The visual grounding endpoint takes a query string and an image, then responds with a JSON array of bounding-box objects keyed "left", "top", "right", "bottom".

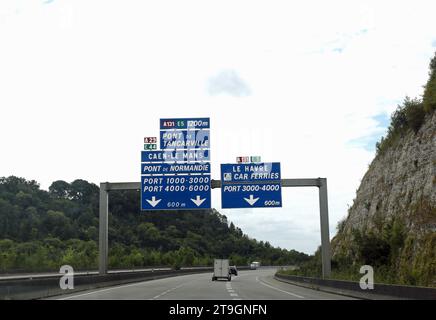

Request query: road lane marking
[
  {"left": 256, "top": 276, "right": 304, "bottom": 299},
  {"left": 57, "top": 281, "right": 152, "bottom": 300},
  {"left": 151, "top": 283, "right": 185, "bottom": 300},
  {"left": 58, "top": 275, "right": 196, "bottom": 300},
  {"left": 226, "top": 282, "right": 238, "bottom": 299}
]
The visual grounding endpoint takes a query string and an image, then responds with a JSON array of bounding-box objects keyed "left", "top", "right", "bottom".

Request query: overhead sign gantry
[{"left": 98, "top": 116, "right": 331, "bottom": 279}]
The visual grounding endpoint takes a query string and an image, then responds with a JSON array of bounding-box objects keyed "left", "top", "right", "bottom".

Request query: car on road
[{"left": 229, "top": 266, "right": 238, "bottom": 276}]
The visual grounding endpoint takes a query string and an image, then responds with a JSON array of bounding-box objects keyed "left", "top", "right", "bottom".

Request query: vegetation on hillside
[
  {"left": 0, "top": 176, "right": 310, "bottom": 273},
  {"left": 282, "top": 211, "right": 435, "bottom": 287},
  {"left": 375, "top": 52, "right": 436, "bottom": 157},
  {"left": 280, "top": 52, "right": 436, "bottom": 287}
]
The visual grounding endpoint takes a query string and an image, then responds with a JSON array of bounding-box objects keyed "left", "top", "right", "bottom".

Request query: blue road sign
[
  {"left": 141, "top": 150, "right": 210, "bottom": 163},
  {"left": 220, "top": 163, "right": 282, "bottom": 209},
  {"left": 160, "top": 129, "right": 210, "bottom": 150},
  {"left": 221, "top": 163, "right": 281, "bottom": 182},
  {"left": 221, "top": 182, "right": 282, "bottom": 209},
  {"left": 141, "top": 175, "right": 211, "bottom": 210},
  {"left": 141, "top": 117, "right": 211, "bottom": 211},
  {"left": 160, "top": 118, "right": 210, "bottom": 130},
  {"left": 141, "top": 162, "right": 211, "bottom": 175}
]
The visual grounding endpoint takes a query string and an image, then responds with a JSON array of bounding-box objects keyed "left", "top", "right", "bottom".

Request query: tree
[
  {"left": 137, "top": 222, "right": 161, "bottom": 246},
  {"left": 423, "top": 52, "right": 436, "bottom": 112},
  {"left": 49, "top": 180, "right": 71, "bottom": 199},
  {"left": 403, "top": 97, "right": 426, "bottom": 133},
  {"left": 43, "top": 210, "right": 75, "bottom": 240},
  {"left": 70, "top": 179, "right": 99, "bottom": 204}
]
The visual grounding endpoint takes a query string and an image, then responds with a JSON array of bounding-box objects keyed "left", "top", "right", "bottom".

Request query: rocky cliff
[{"left": 332, "top": 110, "right": 435, "bottom": 286}]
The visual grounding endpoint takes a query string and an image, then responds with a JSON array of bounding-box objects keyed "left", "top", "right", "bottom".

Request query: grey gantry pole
[
  {"left": 99, "top": 182, "right": 109, "bottom": 275},
  {"left": 318, "top": 178, "right": 331, "bottom": 278},
  {"left": 99, "top": 182, "right": 141, "bottom": 275},
  {"left": 280, "top": 178, "right": 331, "bottom": 278}
]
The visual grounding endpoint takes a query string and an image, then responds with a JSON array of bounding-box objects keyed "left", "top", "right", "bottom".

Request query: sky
[{"left": 1, "top": 0, "right": 435, "bottom": 254}]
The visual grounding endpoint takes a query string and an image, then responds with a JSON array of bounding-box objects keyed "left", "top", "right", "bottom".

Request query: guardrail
[
  {"left": 274, "top": 273, "right": 436, "bottom": 300},
  {"left": 0, "top": 266, "right": 252, "bottom": 300}
]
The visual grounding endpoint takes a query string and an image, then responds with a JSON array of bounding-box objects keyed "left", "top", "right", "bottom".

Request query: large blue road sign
[
  {"left": 141, "top": 175, "right": 211, "bottom": 210},
  {"left": 220, "top": 163, "right": 282, "bottom": 209},
  {"left": 141, "top": 150, "right": 210, "bottom": 162},
  {"left": 141, "top": 162, "right": 211, "bottom": 175},
  {"left": 221, "top": 183, "right": 282, "bottom": 209},
  {"left": 160, "top": 129, "right": 210, "bottom": 150},
  {"left": 160, "top": 118, "right": 210, "bottom": 130},
  {"left": 141, "top": 117, "right": 211, "bottom": 211}
]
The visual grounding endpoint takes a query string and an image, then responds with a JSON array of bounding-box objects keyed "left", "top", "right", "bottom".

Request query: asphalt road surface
[{"left": 50, "top": 268, "right": 355, "bottom": 300}]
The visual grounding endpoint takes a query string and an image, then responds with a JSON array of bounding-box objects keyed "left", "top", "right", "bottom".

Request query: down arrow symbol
[
  {"left": 244, "top": 195, "right": 259, "bottom": 206},
  {"left": 191, "top": 195, "right": 206, "bottom": 207},
  {"left": 146, "top": 196, "right": 161, "bottom": 208}
]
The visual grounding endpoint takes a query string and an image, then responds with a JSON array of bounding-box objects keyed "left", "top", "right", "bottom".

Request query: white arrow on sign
[
  {"left": 191, "top": 195, "right": 206, "bottom": 207},
  {"left": 146, "top": 196, "right": 162, "bottom": 207},
  {"left": 244, "top": 195, "right": 259, "bottom": 206}
]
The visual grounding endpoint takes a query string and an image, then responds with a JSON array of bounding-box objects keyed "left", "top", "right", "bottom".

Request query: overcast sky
[{"left": 1, "top": 0, "right": 435, "bottom": 254}]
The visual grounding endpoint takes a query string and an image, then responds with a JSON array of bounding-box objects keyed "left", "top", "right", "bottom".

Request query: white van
[{"left": 212, "top": 259, "right": 231, "bottom": 281}]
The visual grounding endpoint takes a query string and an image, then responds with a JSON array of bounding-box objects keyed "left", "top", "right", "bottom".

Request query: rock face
[{"left": 332, "top": 111, "right": 435, "bottom": 285}]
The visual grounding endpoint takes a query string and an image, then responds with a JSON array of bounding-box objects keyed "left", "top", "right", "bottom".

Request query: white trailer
[{"left": 212, "top": 259, "right": 231, "bottom": 281}]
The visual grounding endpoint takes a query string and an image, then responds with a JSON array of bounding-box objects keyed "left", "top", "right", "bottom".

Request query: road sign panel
[
  {"left": 141, "top": 117, "right": 211, "bottom": 211},
  {"left": 141, "top": 162, "right": 211, "bottom": 175},
  {"left": 160, "top": 118, "right": 210, "bottom": 130},
  {"left": 141, "top": 175, "right": 211, "bottom": 210},
  {"left": 236, "top": 157, "right": 250, "bottom": 163},
  {"left": 221, "top": 163, "right": 281, "bottom": 182},
  {"left": 144, "top": 137, "right": 157, "bottom": 143},
  {"left": 141, "top": 150, "right": 210, "bottom": 163},
  {"left": 221, "top": 162, "right": 282, "bottom": 209},
  {"left": 221, "top": 182, "right": 282, "bottom": 208},
  {"left": 144, "top": 144, "right": 157, "bottom": 150},
  {"left": 160, "top": 129, "right": 210, "bottom": 150},
  {"left": 250, "top": 156, "right": 261, "bottom": 163}
]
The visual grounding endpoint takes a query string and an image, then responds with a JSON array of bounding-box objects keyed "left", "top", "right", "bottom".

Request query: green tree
[
  {"left": 49, "top": 180, "right": 71, "bottom": 199},
  {"left": 423, "top": 52, "right": 436, "bottom": 112}
]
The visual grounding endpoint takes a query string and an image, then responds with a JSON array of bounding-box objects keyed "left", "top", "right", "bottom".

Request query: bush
[
  {"left": 423, "top": 53, "right": 436, "bottom": 112},
  {"left": 375, "top": 52, "right": 436, "bottom": 157},
  {"left": 403, "top": 97, "right": 426, "bottom": 133}
]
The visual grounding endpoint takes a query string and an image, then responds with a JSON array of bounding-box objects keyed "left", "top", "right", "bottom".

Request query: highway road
[{"left": 50, "top": 268, "right": 355, "bottom": 300}]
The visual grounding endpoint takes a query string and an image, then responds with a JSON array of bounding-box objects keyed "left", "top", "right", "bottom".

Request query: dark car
[{"left": 229, "top": 266, "right": 238, "bottom": 276}]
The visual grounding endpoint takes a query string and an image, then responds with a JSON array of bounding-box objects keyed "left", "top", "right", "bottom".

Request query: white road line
[
  {"left": 228, "top": 289, "right": 235, "bottom": 293},
  {"left": 58, "top": 277, "right": 191, "bottom": 300},
  {"left": 151, "top": 283, "right": 185, "bottom": 300},
  {"left": 57, "top": 281, "right": 151, "bottom": 300},
  {"left": 230, "top": 293, "right": 238, "bottom": 297},
  {"left": 256, "top": 276, "right": 304, "bottom": 299}
]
